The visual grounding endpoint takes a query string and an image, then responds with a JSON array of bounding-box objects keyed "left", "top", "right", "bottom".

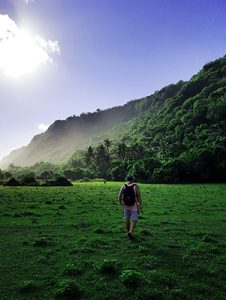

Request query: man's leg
[
  {"left": 129, "top": 220, "right": 137, "bottom": 234},
  {"left": 125, "top": 220, "right": 130, "bottom": 233},
  {"left": 124, "top": 210, "right": 130, "bottom": 233},
  {"left": 128, "top": 210, "right": 138, "bottom": 237}
]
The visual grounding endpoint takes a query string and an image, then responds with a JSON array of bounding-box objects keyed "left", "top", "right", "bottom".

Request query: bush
[
  {"left": 4, "top": 177, "right": 21, "bottom": 186},
  {"left": 19, "top": 173, "right": 38, "bottom": 186},
  {"left": 42, "top": 177, "right": 73, "bottom": 186}
]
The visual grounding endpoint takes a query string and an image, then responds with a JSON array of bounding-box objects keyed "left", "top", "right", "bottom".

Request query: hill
[
  {"left": 1, "top": 55, "right": 226, "bottom": 181},
  {"left": 0, "top": 102, "right": 138, "bottom": 168}
]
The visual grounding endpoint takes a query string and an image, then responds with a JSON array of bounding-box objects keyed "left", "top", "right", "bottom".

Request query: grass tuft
[
  {"left": 120, "top": 269, "right": 144, "bottom": 287},
  {"left": 33, "top": 237, "right": 49, "bottom": 247},
  {"left": 19, "top": 280, "right": 37, "bottom": 293},
  {"left": 95, "top": 259, "right": 120, "bottom": 275},
  {"left": 62, "top": 263, "right": 82, "bottom": 276},
  {"left": 55, "top": 279, "right": 83, "bottom": 299}
]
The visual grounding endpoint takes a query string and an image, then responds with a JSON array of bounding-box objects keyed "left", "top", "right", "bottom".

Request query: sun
[
  {"left": 0, "top": 30, "right": 49, "bottom": 78},
  {"left": 0, "top": 14, "right": 60, "bottom": 79}
]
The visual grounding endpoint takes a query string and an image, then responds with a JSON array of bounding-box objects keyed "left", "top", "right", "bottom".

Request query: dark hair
[{"left": 127, "top": 175, "right": 134, "bottom": 182}]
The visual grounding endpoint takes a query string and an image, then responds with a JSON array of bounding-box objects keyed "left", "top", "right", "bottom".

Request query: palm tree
[
  {"left": 117, "top": 142, "right": 127, "bottom": 160},
  {"left": 85, "top": 146, "right": 94, "bottom": 166}
]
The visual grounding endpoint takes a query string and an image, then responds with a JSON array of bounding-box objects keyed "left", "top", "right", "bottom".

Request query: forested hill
[
  {"left": 0, "top": 76, "right": 183, "bottom": 169},
  {"left": 0, "top": 99, "right": 139, "bottom": 168},
  {"left": 1, "top": 55, "right": 226, "bottom": 182}
]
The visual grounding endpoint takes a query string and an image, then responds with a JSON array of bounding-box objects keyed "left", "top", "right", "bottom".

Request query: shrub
[
  {"left": 42, "top": 177, "right": 73, "bottom": 186},
  {"left": 4, "top": 177, "right": 21, "bottom": 186},
  {"left": 54, "top": 177, "right": 73, "bottom": 186},
  {"left": 21, "top": 176, "right": 38, "bottom": 186}
]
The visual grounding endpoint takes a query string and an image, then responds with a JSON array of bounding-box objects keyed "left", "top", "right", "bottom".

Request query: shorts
[{"left": 124, "top": 209, "right": 138, "bottom": 221}]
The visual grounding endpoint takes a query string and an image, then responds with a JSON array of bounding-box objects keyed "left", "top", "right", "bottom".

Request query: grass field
[{"left": 0, "top": 182, "right": 226, "bottom": 299}]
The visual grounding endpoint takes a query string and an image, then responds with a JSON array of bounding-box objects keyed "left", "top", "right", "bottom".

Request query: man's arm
[
  {"left": 135, "top": 185, "right": 142, "bottom": 211},
  {"left": 118, "top": 185, "right": 124, "bottom": 205}
]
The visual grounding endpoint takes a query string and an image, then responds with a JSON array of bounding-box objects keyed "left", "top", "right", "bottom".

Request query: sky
[{"left": 0, "top": 0, "right": 226, "bottom": 161}]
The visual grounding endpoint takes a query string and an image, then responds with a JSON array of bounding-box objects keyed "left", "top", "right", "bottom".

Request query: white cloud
[
  {"left": 38, "top": 123, "right": 49, "bottom": 132},
  {"left": 0, "top": 14, "right": 60, "bottom": 78},
  {"left": 24, "top": 0, "right": 35, "bottom": 4}
]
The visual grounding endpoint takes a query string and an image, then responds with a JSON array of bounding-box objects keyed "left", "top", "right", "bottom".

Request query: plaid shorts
[{"left": 124, "top": 209, "right": 138, "bottom": 221}]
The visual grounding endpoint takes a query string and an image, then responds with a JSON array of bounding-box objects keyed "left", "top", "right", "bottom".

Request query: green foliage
[
  {"left": 43, "top": 177, "right": 73, "bottom": 186},
  {"left": 20, "top": 173, "right": 38, "bottom": 186},
  {"left": 4, "top": 177, "right": 21, "bottom": 186},
  {"left": 60, "top": 56, "right": 226, "bottom": 183}
]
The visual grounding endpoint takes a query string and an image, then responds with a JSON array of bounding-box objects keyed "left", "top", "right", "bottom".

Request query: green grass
[{"left": 0, "top": 182, "right": 226, "bottom": 299}]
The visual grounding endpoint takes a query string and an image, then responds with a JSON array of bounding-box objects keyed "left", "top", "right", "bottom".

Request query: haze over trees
[{"left": 1, "top": 55, "right": 226, "bottom": 183}]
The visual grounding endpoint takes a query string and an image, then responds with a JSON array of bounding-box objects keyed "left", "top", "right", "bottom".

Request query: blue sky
[{"left": 0, "top": 0, "right": 226, "bottom": 161}]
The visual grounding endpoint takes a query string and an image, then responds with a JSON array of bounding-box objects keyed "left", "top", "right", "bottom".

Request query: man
[{"left": 118, "top": 176, "right": 142, "bottom": 239}]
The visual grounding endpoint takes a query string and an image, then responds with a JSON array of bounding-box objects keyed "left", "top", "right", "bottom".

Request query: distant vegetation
[
  {"left": 1, "top": 55, "right": 226, "bottom": 183},
  {"left": 0, "top": 164, "right": 72, "bottom": 186}
]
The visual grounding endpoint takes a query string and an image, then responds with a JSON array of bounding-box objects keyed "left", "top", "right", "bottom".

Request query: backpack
[{"left": 123, "top": 184, "right": 136, "bottom": 206}]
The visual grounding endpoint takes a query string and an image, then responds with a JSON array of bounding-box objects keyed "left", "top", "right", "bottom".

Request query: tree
[
  {"left": 39, "top": 170, "right": 54, "bottom": 180},
  {"left": 0, "top": 169, "right": 4, "bottom": 180},
  {"left": 84, "top": 146, "right": 94, "bottom": 166},
  {"left": 4, "top": 172, "right": 12, "bottom": 179},
  {"left": 117, "top": 142, "right": 127, "bottom": 160},
  {"left": 104, "top": 139, "right": 112, "bottom": 152}
]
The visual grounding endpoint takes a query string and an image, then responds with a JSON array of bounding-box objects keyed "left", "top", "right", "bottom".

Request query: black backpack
[{"left": 123, "top": 184, "right": 136, "bottom": 206}]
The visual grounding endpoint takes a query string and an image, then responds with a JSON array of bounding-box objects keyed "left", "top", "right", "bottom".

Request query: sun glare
[
  {"left": 0, "top": 14, "right": 60, "bottom": 79},
  {"left": 0, "top": 30, "right": 48, "bottom": 78}
]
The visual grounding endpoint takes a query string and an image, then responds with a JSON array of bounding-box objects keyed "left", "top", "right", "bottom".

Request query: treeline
[
  {"left": 5, "top": 136, "right": 223, "bottom": 183},
  {"left": 0, "top": 162, "right": 72, "bottom": 186},
  {"left": 61, "top": 137, "right": 226, "bottom": 183}
]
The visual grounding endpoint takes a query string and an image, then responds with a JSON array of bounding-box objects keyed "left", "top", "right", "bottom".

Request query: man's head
[{"left": 127, "top": 175, "right": 134, "bottom": 183}]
